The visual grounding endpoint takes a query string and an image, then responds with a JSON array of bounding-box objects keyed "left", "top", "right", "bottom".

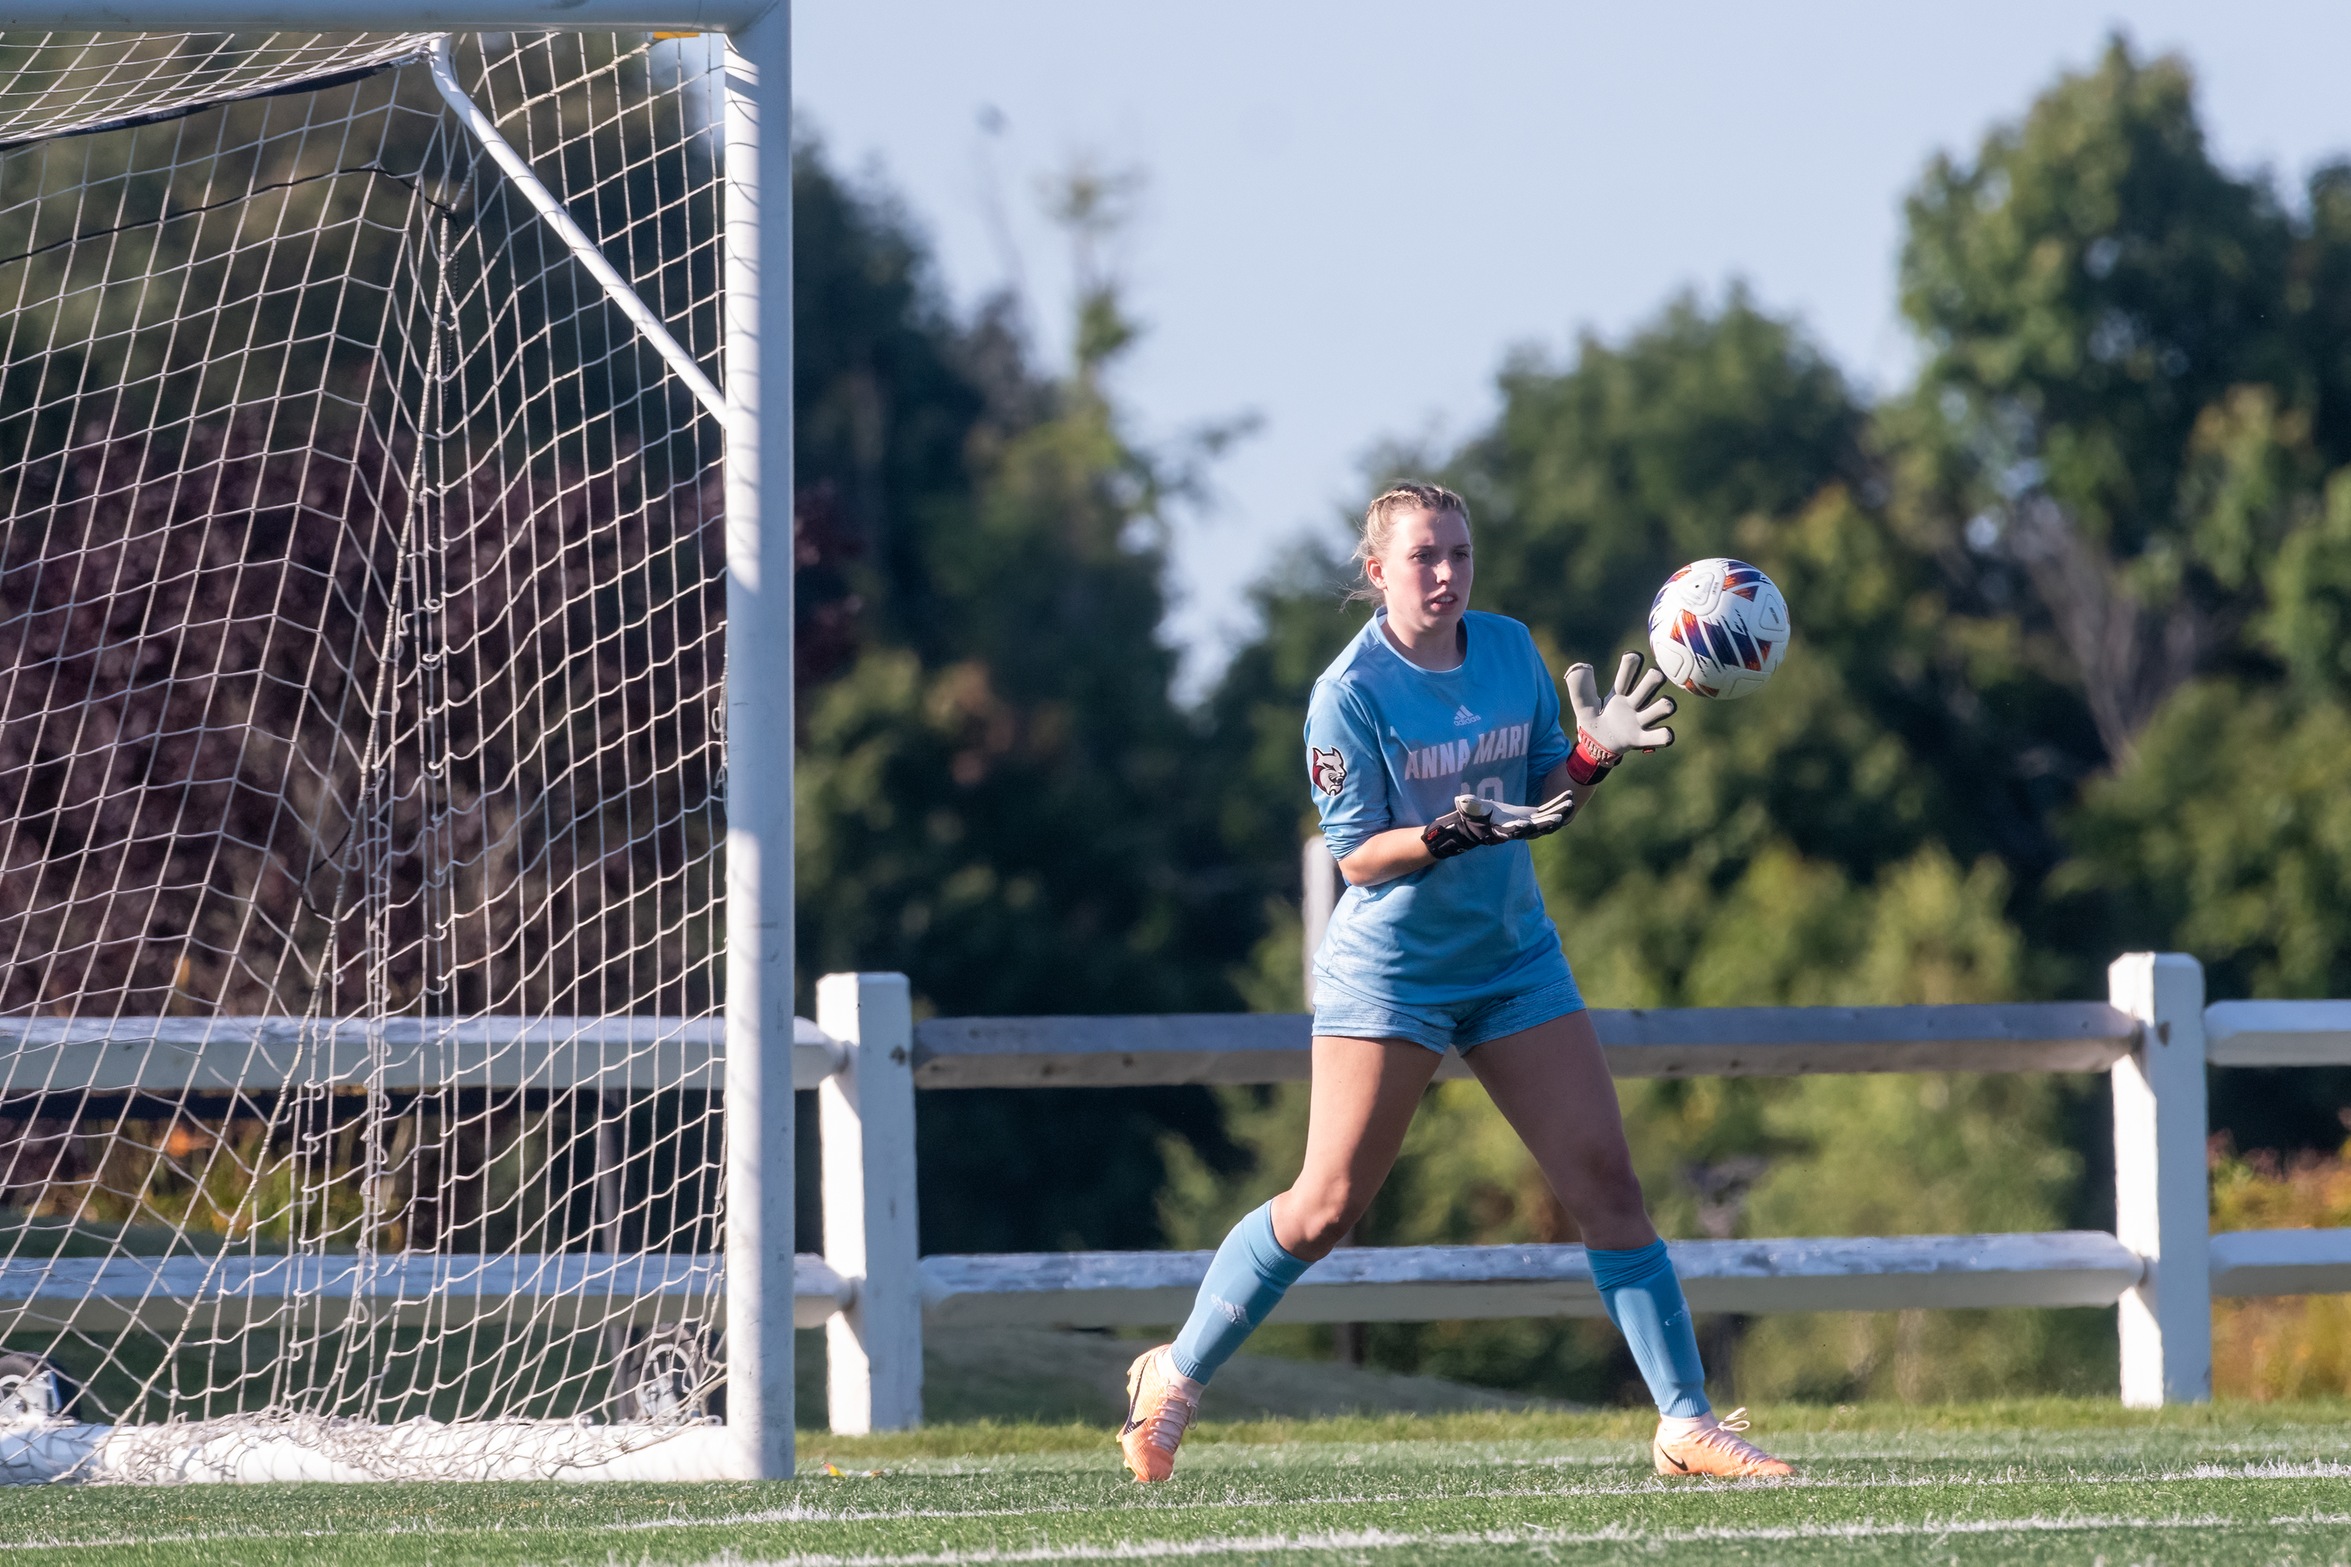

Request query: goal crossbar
[{"left": 0, "top": 4, "right": 769, "bottom": 27}]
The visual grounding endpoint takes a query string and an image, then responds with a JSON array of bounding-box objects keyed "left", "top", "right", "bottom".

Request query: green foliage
[
  {"left": 788, "top": 32, "right": 2351, "bottom": 1396},
  {"left": 1531, "top": 484, "right": 2072, "bottom": 1005},
  {"left": 1192, "top": 542, "right": 1377, "bottom": 998},
  {"left": 789, "top": 149, "right": 1249, "bottom": 1252},
  {"left": 1452, "top": 289, "right": 1863, "bottom": 664},
  {"left": 1172, "top": 35, "right": 2351, "bottom": 1404},
  {"left": 1902, "top": 38, "right": 2293, "bottom": 549},
  {"left": 1731, "top": 1069, "right": 2107, "bottom": 1403},
  {"left": 1173, "top": 282, "right": 2116, "bottom": 1395},
  {"left": 2062, "top": 682, "right": 2351, "bottom": 1001},
  {"left": 1893, "top": 35, "right": 2351, "bottom": 760},
  {"left": 2260, "top": 469, "right": 2351, "bottom": 698}
]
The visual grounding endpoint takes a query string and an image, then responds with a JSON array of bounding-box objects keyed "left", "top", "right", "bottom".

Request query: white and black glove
[
  {"left": 1562, "top": 650, "right": 1676, "bottom": 786},
  {"left": 1422, "top": 789, "right": 1578, "bottom": 860}
]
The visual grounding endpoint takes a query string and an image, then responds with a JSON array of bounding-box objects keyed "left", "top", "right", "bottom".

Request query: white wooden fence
[
  {"left": 813, "top": 952, "right": 2351, "bottom": 1431},
  {"left": 9, "top": 952, "right": 2351, "bottom": 1435}
]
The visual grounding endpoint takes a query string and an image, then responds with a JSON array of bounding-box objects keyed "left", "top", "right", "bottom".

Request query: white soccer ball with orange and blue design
[{"left": 1647, "top": 558, "right": 1789, "bottom": 700}]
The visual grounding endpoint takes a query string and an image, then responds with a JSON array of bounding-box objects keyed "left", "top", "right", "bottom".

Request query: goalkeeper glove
[
  {"left": 1422, "top": 789, "right": 1577, "bottom": 860},
  {"left": 1563, "top": 650, "right": 1676, "bottom": 786}
]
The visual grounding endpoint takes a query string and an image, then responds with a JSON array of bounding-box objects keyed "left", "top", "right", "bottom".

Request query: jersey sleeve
[
  {"left": 1304, "top": 680, "right": 1390, "bottom": 861},
  {"left": 1525, "top": 625, "right": 1571, "bottom": 783}
]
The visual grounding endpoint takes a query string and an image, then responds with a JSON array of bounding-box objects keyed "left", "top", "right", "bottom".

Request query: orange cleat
[
  {"left": 1118, "top": 1345, "right": 1202, "bottom": 1483},
  {"left": 1652, "top": 1408, "right": 1794, "bottom": 1478}
]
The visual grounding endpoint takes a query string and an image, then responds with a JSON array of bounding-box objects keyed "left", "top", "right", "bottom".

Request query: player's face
[{"left": 1370, "top": 506, "right": 1473, "bottom": 637}]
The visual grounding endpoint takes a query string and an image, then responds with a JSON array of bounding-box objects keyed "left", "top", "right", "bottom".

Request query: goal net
[{"left": 0, "top": 30, "right": 739, "bottom": 1480}]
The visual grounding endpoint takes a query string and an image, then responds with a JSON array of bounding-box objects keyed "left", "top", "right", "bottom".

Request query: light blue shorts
[{"left": 1310, "top": 961, "right": 1586, "bottom": 1054}]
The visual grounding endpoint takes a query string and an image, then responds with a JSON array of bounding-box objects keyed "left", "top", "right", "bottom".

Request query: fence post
[
  {"left": 815, "top": 972, "right": 922, "bottom": 1432},
  {"left": 2108, "top": 951, "right": 2211, "bottom": 1407}
]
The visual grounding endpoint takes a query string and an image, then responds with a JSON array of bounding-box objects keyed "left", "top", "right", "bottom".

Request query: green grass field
[{"left": 6, "top": 1401, "right": 2351, "bottom": 1564}]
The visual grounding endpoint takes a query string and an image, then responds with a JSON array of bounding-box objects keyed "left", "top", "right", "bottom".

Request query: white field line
[
  {"left": 541, "top": 1462, "right": 2351, "bottom": 1534},
  {"left": 701, "top": 1513, "right": 2351, "bottom": 1567},
  {"left": 887, "top": 1434, "right": 2351, "bottom": 1479},
  {"left": 4, "top": 1466, "right": 2351, "bottom": 1553}
]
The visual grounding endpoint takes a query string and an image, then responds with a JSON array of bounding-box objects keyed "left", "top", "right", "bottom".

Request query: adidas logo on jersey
[{"left": 1451, "top": 705, "right": 1481, "bottom": 727}]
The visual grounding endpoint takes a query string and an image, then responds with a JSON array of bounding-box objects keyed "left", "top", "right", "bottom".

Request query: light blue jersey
[{"left": 1305, "top": 609, "right": 1573, "bottom": 1008}]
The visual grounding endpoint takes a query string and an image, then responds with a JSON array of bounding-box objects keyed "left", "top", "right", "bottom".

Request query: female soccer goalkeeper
[{"left": 1119, "top": 482, "right": 1792, "bottom": 1483}]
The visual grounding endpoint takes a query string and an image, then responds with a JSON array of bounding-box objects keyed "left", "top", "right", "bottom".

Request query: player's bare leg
[
  {"left": 1270, "top": 1035, "right": 1442, "bottom": 1260},
  {"left": 1470, "top": 1009, "right": 1792, "bottom": 1478},
  {"left": 1124, "top": 1036, "right": 1435, "bottom": 1482},
  {"left": 1463, "top": 1008, "right": 1652, "bottom": 1248}
]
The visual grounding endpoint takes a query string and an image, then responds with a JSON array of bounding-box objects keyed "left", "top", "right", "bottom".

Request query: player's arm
[
  {"left": 1332, "top": 652, "right": 1678, "bottom": 887},
  {"left": 1335, "top": 779, "right": 1570, "bottom": 883},
  {"left": 1342, "top": 782, "right": 1580, "bottom": 884},
  {"left": 1312, "top": 686, "right": 1431, "bottom": 886},
  {"left": 1344, "top": 650, "right": 1677, "bottom": 886},
  {"left": 1340, "top": 778, "right": 1581, "bottom": 885},
  {"left": 1336, "top": 825, "right": 1439, "bottom": 885}
]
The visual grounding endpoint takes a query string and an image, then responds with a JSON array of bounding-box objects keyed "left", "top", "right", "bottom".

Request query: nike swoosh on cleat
[{"left": 1658, "top": 1447, "right": 1692, "bottom": 1473}]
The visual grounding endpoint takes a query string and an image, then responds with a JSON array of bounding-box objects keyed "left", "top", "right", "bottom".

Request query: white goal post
[{"left": 0, "top": 3, "right": 800, "bottom": 1481}]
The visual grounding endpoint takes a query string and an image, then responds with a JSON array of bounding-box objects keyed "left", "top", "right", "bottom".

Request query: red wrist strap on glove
[{"left": 1565, "top": 730, "right": 1618, "bottom": 787}]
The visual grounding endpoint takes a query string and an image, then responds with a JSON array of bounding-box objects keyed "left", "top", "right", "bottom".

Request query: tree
[
  {"left": 1453, "top": 288, "right": 1864, "bottom": 664},
  {"left": 790, "top": 151, "right": 1250, "bottom": 1252},
  {"left": 1175, "top": 283, "right": 2116, "bottom": 1398},
  {"left": 1173, "top": 35, "right": 2351, "bottom": 1401},
  {"left": 1895, "top": 37, "right": 2351, "bottom": 763}
]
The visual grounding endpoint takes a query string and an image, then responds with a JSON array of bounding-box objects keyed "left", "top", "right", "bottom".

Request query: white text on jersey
[{"left": 1402, "top": 722, "right": 1530, "bottom": 780}]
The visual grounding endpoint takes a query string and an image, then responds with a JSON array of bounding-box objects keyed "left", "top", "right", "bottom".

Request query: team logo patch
[{"left": 1309, "top": 745, "right": 1348, "bottom": 796}]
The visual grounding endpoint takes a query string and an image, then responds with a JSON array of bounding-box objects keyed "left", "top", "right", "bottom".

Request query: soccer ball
[{"left": 1647, "top": 558, "right": 1790, "bottom": 700}]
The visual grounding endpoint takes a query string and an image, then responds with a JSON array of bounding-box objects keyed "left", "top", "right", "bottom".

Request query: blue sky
[{"left": 794, "top": 2, "right": 2351, "bottom": 689}]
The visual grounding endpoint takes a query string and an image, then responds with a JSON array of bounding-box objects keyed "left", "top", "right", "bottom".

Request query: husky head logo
[{"left": 1309, "top": 745, "right": 1348, "bottom": 797}]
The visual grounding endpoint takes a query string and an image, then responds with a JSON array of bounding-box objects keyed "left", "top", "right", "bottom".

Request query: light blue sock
[
  {"left": 1589, "top": 1239, "right": 1711, "bottom": 1419},
  {"left": 1169, "top": 1202, "right": 1311, "bottom": 1383}
]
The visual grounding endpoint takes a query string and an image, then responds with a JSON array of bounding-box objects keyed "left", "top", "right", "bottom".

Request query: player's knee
[
  {"left": 1572, "top": 1149, "right": 1647, "bottom": 1224},
  {"left": 1279, "top": 1182, "right": 1364, "bottom": 1261}
]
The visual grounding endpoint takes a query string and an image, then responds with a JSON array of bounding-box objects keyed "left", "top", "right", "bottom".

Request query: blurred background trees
[
  {"left": 790, "top": 35, "right": 2351, "bottom": 1401},
  {"left": 9, "top": 28, "right": 2343, "bottom": 1405},
  {"left": 787, "top": 146, "right": 1258, "bottom": 1253},
  {"left": 8, "top": 28, "right": 2314, "bottom": 1407}
]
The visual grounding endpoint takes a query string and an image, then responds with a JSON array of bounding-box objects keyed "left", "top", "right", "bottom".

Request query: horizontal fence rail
[
  {"left": 17, "top": 1002, "right": 2132, "bottom": 1098},
  {"left": 0, "top": 1253, "right": 848, "bottom": 1334},
  {"left": 19, "top": 959, "right": 2351, "bottom": 1442},
  {"left": 0, "top": 1016, "right": 845, "bottom": 1096},
  {"left": 841, "top": 957, "right": 2351, "bottom": 1429},
  {"left": 2208, "top": 1229, "right": 2351, "bottom": 1297},
  {"left": 919, "top": 1232, "right": 2145, "bottom": 1328},
  {"left": 910, "top": 1001, "right": 2140, "bottom": 1088},
  {"left": 2203, "top": 1001, "right": 2351, "bottom": 1066}
]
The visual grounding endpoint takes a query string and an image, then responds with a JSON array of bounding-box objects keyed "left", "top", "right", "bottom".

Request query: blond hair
[{"left": 1348, "top": 481, "right": 1469, "bottom": 603}]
